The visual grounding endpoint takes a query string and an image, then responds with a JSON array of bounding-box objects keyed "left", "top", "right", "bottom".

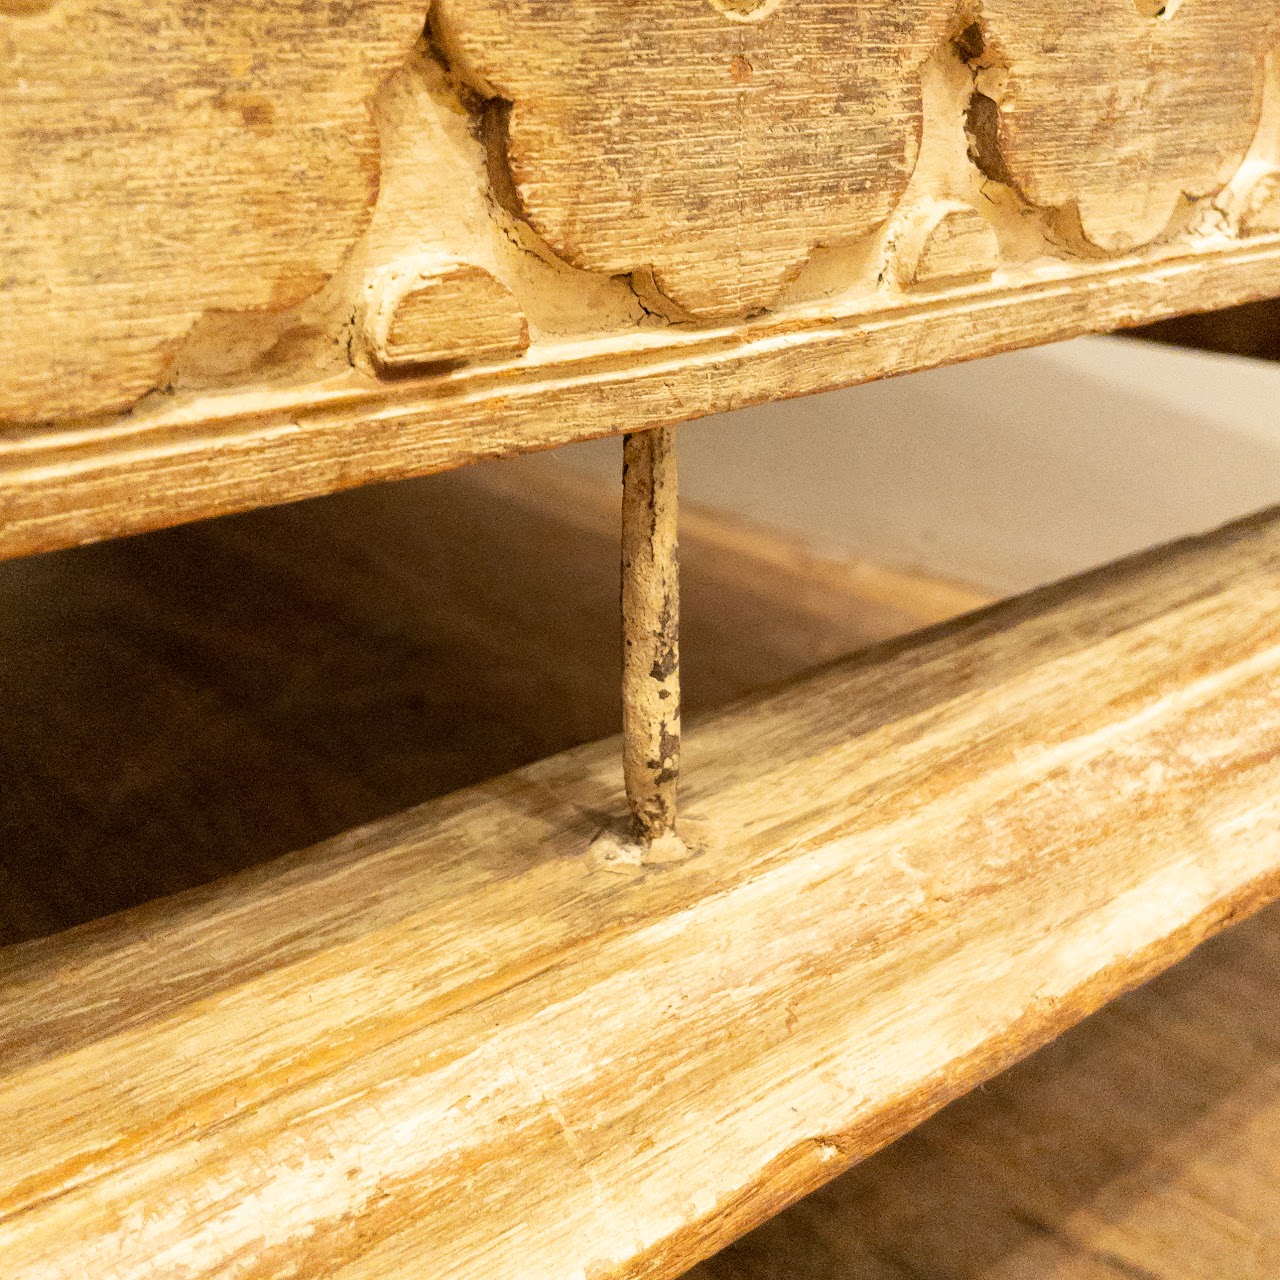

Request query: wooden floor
[{"left": 4, "top": 461, "right": 1277, "bottom": 1277}]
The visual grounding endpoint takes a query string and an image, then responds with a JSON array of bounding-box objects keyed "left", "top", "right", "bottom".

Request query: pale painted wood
[
  {"left": 621, "top": 426, "right": 682, "bottom": 844},
  {"left": 2, "top": 508, "right": 1279, "bottom": 1278},
  {"left": 7, "top": 237, "right": 1280, "bottom": 562},
  {"left": 360, "top": 255, "right": 530, "bottom": 372},
  {"left": 4, "top": 1, "right": 1280, "bottom": 551},
  {"left": 555, "top": 337, "right": 1280, "bottom": 599},
  {"left": 897, "top": 201, "right": 1002, "bottom": 288},
  {"left": 977, "top": 1, "right": 1278, "bottom": 251},
  {"left": 434, "top": 0, "right": 956, "bottom": 317},
  {"left": 1242, "top": 171, "right": 1280, "bottom": 234},
  {"left": 690, "top": 902, "right": 1280, "bottom": 1279},
  {"left": 0, "top": 0, "right": 425, "bottom": 422}
]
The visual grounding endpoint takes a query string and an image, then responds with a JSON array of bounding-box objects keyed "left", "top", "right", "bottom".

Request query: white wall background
[{"left": 557, "top": 336, "right": 1280, "bottom": 594}]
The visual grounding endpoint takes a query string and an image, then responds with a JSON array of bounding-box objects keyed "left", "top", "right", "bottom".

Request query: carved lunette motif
[
  {"left": 2, "top": 0, "right": 1280, "bottom": 428},
  {"left": 433, "top": 0, "right": 959, "bottom": 318},
  {"left": 437, "top": 0, "right": 1280, "bottom": 307},
  {"left": 0, "top": 0, "right": 427, "bottom": 423},
  {"left": 975, "top": 0, "right": 1280, "bottom": 252}
]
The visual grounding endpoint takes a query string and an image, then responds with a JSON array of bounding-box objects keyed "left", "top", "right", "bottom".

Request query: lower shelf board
[
  {"left": 692, "top": 897, "right": 1280, "bottom": 1280},
  {"left": 1, "top": 500, "right": 1277, "bottom": 1279}
]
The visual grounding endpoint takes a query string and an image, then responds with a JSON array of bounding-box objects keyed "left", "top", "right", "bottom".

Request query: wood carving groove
[
  {"left": 973, "top": 1, "right": 1280, "bottom": 252},
  {"left": 432, "top": 0, "right": 958, "bottom": 318},
  {"left": 8, "top": 232, "right": 1280, "bottom": 562},
  {"left": 893, "top": 199, "right": 1001, "bottom": 288},
  {"left": 360, "top": 254, "right": 530, "bottom": 372},
  {"left": 0, "top": 0, "right": 426, "bottom": 424},
  {"left": 1242, "top": 172, "right": 1280, "bottom": 234},
  {"left": 4, "top": 1, "right": 1280, "bottom": 543}
]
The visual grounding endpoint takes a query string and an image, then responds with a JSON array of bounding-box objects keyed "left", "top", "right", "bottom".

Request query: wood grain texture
[
  {"left": 895, "top": 200, "right": 1000, "bottom": 288},
  {"left": 976, "top": 1, "right": 1279, "bottom": 251},
  {"left": 434, "top": 0, "right": 956, "bottom": 318},
  {"left": 0, "top": 0, "right": 425, "bottom": 422},
  {"left": 690, "top": 899, "right": 1280, "bottom": 1280},
  {"left": 8, "top": 233, "right": 1280, "bottom": 562},
  {"left": 2, "top": 508, "right": 1279, "bottom": 1278},
  {"left": 5, "top": 0, "right": 1280, "bottom": 542},
  {"left": 0, "top": 456, "right": 978, "bottom": 945},
  {"left": 360, "top": 255, "right": 530, "bottom": 372}
]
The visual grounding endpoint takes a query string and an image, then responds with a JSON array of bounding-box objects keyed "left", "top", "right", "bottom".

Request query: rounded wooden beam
[
  {"left": 4, "top": 510, "right": 1280, "bottom": 1280},
  {"left": 621, "top": 425, "right": 680, "bottom": 843}
]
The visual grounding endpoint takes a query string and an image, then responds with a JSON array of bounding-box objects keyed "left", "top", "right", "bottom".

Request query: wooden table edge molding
[
  {"left": 4, "top": 235, "right": 1280, "bottom": 561},
  {"left": 2, "top": 509, "right": 1280, "bottom": 1279}
]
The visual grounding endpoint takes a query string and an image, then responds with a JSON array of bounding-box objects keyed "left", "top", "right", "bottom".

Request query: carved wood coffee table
[{"left": 3, "top": 2, "right": 1279, "bottom": 1276}]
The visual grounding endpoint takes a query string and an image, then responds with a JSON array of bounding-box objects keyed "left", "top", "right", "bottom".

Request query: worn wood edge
[
  {"left": 1, "top": 510, "right": 1279, "bottom": 1278},
  {"left": 4, "top": 234, "right": 1280, "bottom": 560},
  {"left": 648, "top": 865, "right": 1280, "bottom": 1280}
]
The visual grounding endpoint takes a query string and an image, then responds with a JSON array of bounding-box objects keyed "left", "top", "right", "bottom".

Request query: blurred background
[{"left": 560, "top": 327, "right": 1280, "bottom": 594}]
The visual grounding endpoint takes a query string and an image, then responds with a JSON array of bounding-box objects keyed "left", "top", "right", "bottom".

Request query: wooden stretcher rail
[
  {"left": 690, "top": 899, "right": 1280, "bottom": 1277},
  {"left": 5, "top": 237, "right": 1280, "bottom": 561},
  {"left": 2, "top": 508, "right": 1280, "bottom": 1279}
]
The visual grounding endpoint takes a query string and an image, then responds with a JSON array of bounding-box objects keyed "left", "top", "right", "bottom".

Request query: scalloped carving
[
  {"left": 433, "top": 0, "right": 958, "bottom": 319},
  {"left": 0, "top": 0, "right": 426, "bottom": 423},
  {"left": 895, "top": 200, "right": 1001, "bottom": 288},
  {"left": 360, "top": 255, "right": 530, "bottom": 372},
  {"left": 976, "top": 1, "right": 1280, "bottom": 252}
]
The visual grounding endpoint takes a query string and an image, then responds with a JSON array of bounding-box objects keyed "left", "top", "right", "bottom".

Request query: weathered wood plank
[
  {"left": 0, "top": 0, "right": 426, "bottom": 422},
  {"left": 2, "top": 508, "right": 1279, "bottom": 1279},
  {"left": 689, "top": 901, "right": 1280, "bottom": 1279},
  {"left": 7, "top": 234, "right": 1280, "bottom": 561},
  {"left": 5, "top": 1, "right": 1280, "bottom": 552},
  {"left": 1, "top": 456, "right": 974, "bottom": 944}
]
